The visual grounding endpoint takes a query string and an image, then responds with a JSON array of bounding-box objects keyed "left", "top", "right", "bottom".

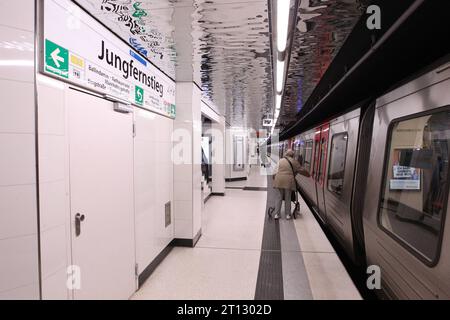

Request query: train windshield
[{"left": 379, "top": 110, "right": 450, "bottom": 264}]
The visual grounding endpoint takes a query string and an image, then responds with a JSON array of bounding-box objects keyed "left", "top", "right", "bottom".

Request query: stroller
[{"left": 268, "top": 157, "right": 301, "bottom": 219}]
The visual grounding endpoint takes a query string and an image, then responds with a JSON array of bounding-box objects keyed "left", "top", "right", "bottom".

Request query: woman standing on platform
[{"left": 272, "top": 149, "right": 308, "bottom": 220}]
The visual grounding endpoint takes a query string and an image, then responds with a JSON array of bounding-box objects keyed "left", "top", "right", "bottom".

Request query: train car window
[
  {"left": 297, "top": 149, "right": 304, "bottom": 166},
  {"left": 328, "top": 133, "right": 348, "bottom": 196},
  {"left": 304, "top": 140, "right": 313, "bottom": 172},
  {"left": 379, "top": 109, "right": 450, "bottom": 265},
  {"left": 293, "top": 140, "right": 302, "bottom": 164}
]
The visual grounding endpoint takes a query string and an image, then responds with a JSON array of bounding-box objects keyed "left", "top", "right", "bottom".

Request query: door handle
[{"left": 75, "top": 213, "right": 86, "bottom": 237}]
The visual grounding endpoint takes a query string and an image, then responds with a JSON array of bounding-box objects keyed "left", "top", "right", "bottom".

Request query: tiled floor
[
  {"left": 132, "top": 246, "right": 261, "bottom": 300},
  {"left": 132, "top": 167, "right": 361, "bottom": 300},
  {"left": 245, "top": 165, "right": 268, "bottom": 189},
  {"left": 225, "top": 165, "right": 268, "bottom": 189},
  {"left": 198, "top": 189, "right": 266, "bottom": 251},
  {"left": 225, "top": 179, "right": 247, "bottom": 189},
  {"left": 132, "top": 188, "right": 266, "bottom": 300}
]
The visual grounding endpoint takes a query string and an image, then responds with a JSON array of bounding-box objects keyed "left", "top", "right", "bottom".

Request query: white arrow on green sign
[{"left": 45, "top": 39, "right": 69, "bottom": 79}]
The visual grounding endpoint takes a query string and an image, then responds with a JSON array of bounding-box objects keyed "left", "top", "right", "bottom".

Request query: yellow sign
[{"left": 70, "top": 54, "right": 84, "bottom": 68}]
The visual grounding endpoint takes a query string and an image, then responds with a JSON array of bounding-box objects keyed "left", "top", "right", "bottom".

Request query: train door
[
  {"left": 68, "top": 89, "right": 136, "bottom": 299},
  {"left": 313, "top": 124, "right": 329, "bottom": 222},
  {"left": 312, "top": 127, "right": 321, "bottom": 215}
]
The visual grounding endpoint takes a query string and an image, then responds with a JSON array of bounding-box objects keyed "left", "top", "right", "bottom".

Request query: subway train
[{"left": 271, "top": 59, "right": 450, "bottom": 299}]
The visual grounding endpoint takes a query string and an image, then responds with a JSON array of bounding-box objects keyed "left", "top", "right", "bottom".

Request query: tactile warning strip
[
  {"left": 254, "top": 176, "right": 284, "bottom": 300},
  {"left": 254, "top": 218, "right": 284, "bottom": 299}
]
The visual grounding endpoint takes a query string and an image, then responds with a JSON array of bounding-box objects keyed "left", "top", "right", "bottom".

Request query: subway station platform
[
  {"left": 132, "top": 166, "right": 361, "bottom": 300},
  {"left": 3, "top": 0, "right": 448, "bottom": 302}
]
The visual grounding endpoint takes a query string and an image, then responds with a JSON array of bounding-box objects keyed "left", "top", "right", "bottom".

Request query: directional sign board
[
  {"left": 41, "top": 0, "right": 176, "bottom": 119},
  {"left": 45, "top": 40, "right": 69, "bottom": 78},
  {"left": 135, "top": 86, "right": 144, "bottom": 105}
]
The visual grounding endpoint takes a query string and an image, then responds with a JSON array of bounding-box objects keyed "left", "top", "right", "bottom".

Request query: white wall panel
[
  {"left": 40, "top": 226, "right": 67, "bottom": 279},
  {"left": 176, "top": 82, "right": 195, "bottom": 104},
  {"left": 192, "top": 86, "right": 202, "bottom": 237},
  {"left": 0, "top": 283, "right": 39, "bottom": 300},
  {"left": 173, "top": 83, "right": 193, "bottom": 239},
  {"left": 174, "top": 164, "right": 193, "bottom": 183},
  {"left": 39, "top": 181, "right": 67, "bottom": 231},
  {"left": 38, "top": 135, "right": 66, "bottom": 183},
  {"left": 0, "top": 235, "right": 39, "bottom": 294},
  {"left": 0, "top": 1, "right": 39, "bottom": 299},
  {"left": 134, "top": 109, "right": 174, "bottom": 274},
  {"left": 174, "top": 218, "right": 193, "bottom": 239},
  {"left": 0, "top": 0, "right": 35, "bottom": 32},
  {"left": 41, "top": 268, "right": 69, "bottom": 300},
  {"left": 174, "top": 181, "right": 193, "bottom": 201},
  {"left": 0, "top": 80, "right": 35, "bottom": 134},
  {"left": 135, "top": 134, "right": 158, "bottom": 268},
  {"left": 174, "top": 200, "right": 192, "bottom": 222},
  {"left": 36, "top": 79, "right": 71, "bottom": 300},
  {"left": 211, "top": 116, "right": 226, "bottom": 194},
  {"left": 173, "top": 82, "right": 203, "bottom": 239},
  {"left": 0, "top": 26, "right": 34, "bottom": 83},
  {"left": 175, "top": 104, "right": 195, "bottom": 124},
  {"left": 36, "top": 78, "right": 65, "bottom": 135},
  {"left": 0, "top": 134, "right": 36, "bottom": 186},
  {"left": 0, "top": 184, "right": 37, "bottom": 240}
]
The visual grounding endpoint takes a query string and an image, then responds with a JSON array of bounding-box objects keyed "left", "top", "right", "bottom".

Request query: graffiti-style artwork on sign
[
  {"left": 78, "top": 0, "right": 176, "bottom": 77},
  {"left": 132, "top": 2, "right": 148, "bottom": 19}
]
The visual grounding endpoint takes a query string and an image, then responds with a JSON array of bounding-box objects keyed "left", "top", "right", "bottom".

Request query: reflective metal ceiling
[
  {"left": 75, "top": 0, "right": 366, "bottom": 130},
  {"left": 74, "top": 0, "right": 271, "bottom": 128},
  {"left": 192, "top": 0, "right": 273, "bottom": 129},
  {"left": 280, "top": 0, "right": 368, "bottom": 128},
  {"left": 76, "top": 0, "right": 272, "bottom": 129}
]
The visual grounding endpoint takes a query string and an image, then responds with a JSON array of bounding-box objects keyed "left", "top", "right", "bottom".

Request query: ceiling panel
[
  {"left": 279, "top": 0, "right": 368, "bottom": 128},
  {"left": 71, "top": 0, "right": 367, "bottom": 130},
  {"left": 75, "top": 0, "right": 274, "bottom": 129},
  {"left": 192, "top": 0, "right": 273, "bottom": 128}
]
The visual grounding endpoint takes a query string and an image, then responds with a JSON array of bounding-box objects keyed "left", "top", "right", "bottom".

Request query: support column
[
  {"left": 173, "top": 82, "right": 202, "bottom": 244},
  {"left": 211, "top": 116, "right": 226, "bottom": 195}
]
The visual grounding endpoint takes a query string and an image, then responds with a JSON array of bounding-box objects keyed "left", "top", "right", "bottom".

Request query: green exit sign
[{"left": 45, "top": 39, "right": 69, "bottom": 78}]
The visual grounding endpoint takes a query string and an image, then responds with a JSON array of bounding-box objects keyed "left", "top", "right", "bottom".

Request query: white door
[{"left": 67, "top": 89, "right": 136, "bottom": 299}]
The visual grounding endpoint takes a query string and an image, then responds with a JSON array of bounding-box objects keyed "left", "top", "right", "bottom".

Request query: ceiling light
[
  {"left": 274, "top": 109, "right": 280, "bottom": 119},
  {"left": 276, "top": 60, "right": 285, "bottom": 92},
  {"left": 276, "top": 95, "right": 282, "bottom": 110},
  {"left": 277, "top": 0, "right": 291, "bottom": 52}
]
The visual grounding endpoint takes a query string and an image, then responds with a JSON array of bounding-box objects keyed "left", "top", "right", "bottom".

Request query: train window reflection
[
  {"left": 318, "top": 138, "right": 327, "bottom": 182},
  {"left": 328, "top": 133, "right": 348, "bottom": 196},
  {"left": 299, "top": 140, "right": 313, "bottom": 172},
  {"left": 379, "top": 110, "right": 450, "bottom": 264},
  {"left": 294, "top": 139, "right": 313, "bottom": 173},
  {"left": 304, "top": 140, "right": 313, "bottom": 172},
  {"left": 293, "top": 140, "right": 302, "bottom": 163}
]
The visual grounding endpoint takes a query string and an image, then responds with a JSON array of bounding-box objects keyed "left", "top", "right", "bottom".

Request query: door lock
[{"left": 75, "top": 213, "right": 86, "bottom": 237}]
